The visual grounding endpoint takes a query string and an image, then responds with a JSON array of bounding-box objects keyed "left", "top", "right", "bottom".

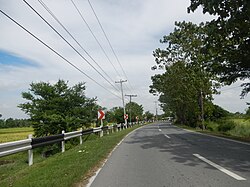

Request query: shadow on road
[{"left": 124, "top": 124, "right": 250, "bottom": 174}]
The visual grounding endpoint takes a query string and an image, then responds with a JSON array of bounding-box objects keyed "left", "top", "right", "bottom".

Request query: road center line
[
  {"left": 193, "top": 154, "right": 246, "bottom": 181},
  {"left": 164, "top": 134, "right": 170, "bottom": 139}
]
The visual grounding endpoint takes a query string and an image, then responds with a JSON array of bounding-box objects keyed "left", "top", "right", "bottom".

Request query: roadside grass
[
  {"left": 177, "top": 118, "right": 250, "bottom": 142},
  {"left": 0, "top": 127, "right": 34, "bottom": 143},
  {"left": 0, "top": 125, "right": 142, "bottom": 187}
]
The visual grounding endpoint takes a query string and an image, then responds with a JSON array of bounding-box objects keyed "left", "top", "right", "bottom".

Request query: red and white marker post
[{"left": 98, "top": 110, "right": 105, "bottom": 137}]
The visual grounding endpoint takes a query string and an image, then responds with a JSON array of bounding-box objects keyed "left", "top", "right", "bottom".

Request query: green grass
[
  {"left": 177, "top": 118, "right": 250, "bottom": 142},
  {"left": 0, "top": 125, "right": 143, "bottom": 187},
  {"left": 0, "top": 127, "right": 34, "bottom": 143}
]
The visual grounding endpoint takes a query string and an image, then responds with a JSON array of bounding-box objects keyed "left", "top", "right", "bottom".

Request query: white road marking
[
  {"left": 158, "top": 129, "right": 162, "bottom": 132},
  {"left": 193, "top": 154, "right": 246, "bottom": 181},
  {"left": 164, "top": 134, "right": 170, "bottom": 139}
]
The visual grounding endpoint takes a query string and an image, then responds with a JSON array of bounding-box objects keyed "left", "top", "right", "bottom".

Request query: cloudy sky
[{"left": 0, "top": 0, "right": 249, "bottom": 119}]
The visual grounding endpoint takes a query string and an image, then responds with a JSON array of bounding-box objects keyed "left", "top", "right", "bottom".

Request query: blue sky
[
  {"left": 0, "top": 0, "right": 249, "bottom": 119},
  {"left": 0, "top": 50, "right": 37, "bottom": 67}
]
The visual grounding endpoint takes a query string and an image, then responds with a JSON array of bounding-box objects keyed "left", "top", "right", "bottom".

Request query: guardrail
[{"left": 0, "top": 121, "right": 149, "bottom": 166}]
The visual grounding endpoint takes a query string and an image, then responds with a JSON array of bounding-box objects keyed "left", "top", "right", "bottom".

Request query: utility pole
[
  {"left": 200, "top": 90, "right": 205, "bottom": 130},
  {"left": 125, "top": 94, "right": 137, "bottom": 125},
  {"left": 115, "top": 79, "right": 127, "bottom": 127},
  {"left": 154, "top": 101, "right": 158, "bottom": 121}
]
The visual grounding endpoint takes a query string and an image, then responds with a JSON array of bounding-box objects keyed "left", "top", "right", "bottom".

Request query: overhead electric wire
[
  {"left": 87, "top": 0, "right": 134, "bottom": 92},
  {"left": 37, "top": 0, "right": 118, "bottom": 91},
  {"left": 70, "top": 0, "right": 122, "bottom": 80},
  {"left": 23, "top": 0, "right": 119, "bottom": 92},
  {"left": 0, "top": 9, "right": 122, "bottom": 99}
]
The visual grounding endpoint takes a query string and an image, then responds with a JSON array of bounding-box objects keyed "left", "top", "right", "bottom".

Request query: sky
[{"left": 0, "top": 0, "right": 249, "bottom": 119}]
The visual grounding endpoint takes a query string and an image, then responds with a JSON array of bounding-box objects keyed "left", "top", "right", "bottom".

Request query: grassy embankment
[
  {"left": 0, "top": 125, "right": 142, "bottom": 187},
  {"left": 179, "top": 118, "right": 250, "bottom": 142}
]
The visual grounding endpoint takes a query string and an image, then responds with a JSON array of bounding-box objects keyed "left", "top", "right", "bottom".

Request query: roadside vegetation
[
  {"left": 150, "top": 0, "right": 250, "bottom": 141},
  {"left": 0, "top": 125, "right": 142, "bottom": 187}
]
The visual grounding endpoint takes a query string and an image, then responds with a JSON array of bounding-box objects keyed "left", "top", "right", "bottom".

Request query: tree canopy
[
  {"left": 19, "top": 80, "right": 98, "bottom": 137},
  {"left": 188, "top": 0, "right": 250, "bottom": 96},
  {"left": 150, "top": 21, "right": 217, "bottom": 127},
  {"left": 125, "top": 101, "right": 143, "bottom": 122}
]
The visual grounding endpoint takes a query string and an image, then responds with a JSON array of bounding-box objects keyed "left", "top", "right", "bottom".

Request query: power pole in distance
[
  {"left": 125, "top": 94, "right": 137, "bottom": 125},
  {"left": 154, "top": 101, "right": 158, "bottom": 121},
  {"left": 115, "top": 79, "right": 127, "bottom": 126}
]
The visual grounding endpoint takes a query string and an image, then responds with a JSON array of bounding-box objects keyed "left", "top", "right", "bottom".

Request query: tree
[
  {"left": 151, "top": 22, "right": 217, "bottom": 128},
  {"left": 125, "top": 102, "right": 143, "bottom": 122},
  {"left": 107, "top": 107, "right": 124, "bottom": 124},
  {"left": 188, "top": 0, "right": 250, "bottom": 97},
  {"left": 143, "top": 111, "right": 154, "bottom": 121},
  {"left": 19, "top": 80, "right": 98, "bottom": 137}
]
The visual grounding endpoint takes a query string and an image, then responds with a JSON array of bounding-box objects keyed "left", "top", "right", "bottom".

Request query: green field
[
  {"left": 0, "top": 125, "right": 143, "bottom": 187},
  {"left": 0, "top": 127, "right": 34, "bottom": 143}
]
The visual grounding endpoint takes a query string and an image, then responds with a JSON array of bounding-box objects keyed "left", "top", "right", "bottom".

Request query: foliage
[
  {"left": 125, "top": 102, "right": 143, "bottom": 122},
  {"left": 188, "top": 0, "right": 250, "bottom": 97},
  {"left": 143, "top": 111, "right": 154, "bottom": 121},
  {"left": 18, "top": 80, "right": 98, "bottom": 137},
  {"left": 0, "top": 118, "right": 32, "bottom": 129},
  {"left": 217, "top": 120, "right": 236, "bottom": 132},
  {"left": 106, "top": 107, "right": 124, "bottom": 124},
  {"left": 0, "top": 125, "right": 141, "bottom": 187},
  {"left": 150, "top": 21, "right": 218, "bottom": 127}
]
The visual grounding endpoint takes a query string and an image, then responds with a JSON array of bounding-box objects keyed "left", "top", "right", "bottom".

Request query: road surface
[{"left": 89, "top": 122, "right": 250, "bottom": 187}]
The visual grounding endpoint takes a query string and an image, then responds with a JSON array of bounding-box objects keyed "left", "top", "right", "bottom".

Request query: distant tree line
[{"left": 0, "top": 118, "right": 32, "bottom": 128}]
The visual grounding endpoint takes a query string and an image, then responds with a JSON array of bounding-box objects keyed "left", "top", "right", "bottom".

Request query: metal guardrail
[
  {"left": 0, "top": 121, "right": 149, "bottom": 165},
  {"left": 0, "top": 139, "right": 32, "bottom": 157}
]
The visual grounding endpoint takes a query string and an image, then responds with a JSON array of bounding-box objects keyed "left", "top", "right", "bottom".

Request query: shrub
[{"left": 217, "top": 120, "right": 236, "bottom": 132}]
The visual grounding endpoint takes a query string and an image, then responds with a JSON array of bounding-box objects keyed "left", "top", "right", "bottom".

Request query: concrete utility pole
[
  {"left": 125, "top": 94, "right": 137, "bottom": 125},
  {"left": 115, "top": 79, "right": 127, "bottom": 126},
  {"left": 154, "top": 101, "right": 158, "bottom": 121}
]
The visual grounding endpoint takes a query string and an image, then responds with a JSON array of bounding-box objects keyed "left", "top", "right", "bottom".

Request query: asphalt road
[{"left": 89, "top": 122, "right": 250, "bottom": 187}]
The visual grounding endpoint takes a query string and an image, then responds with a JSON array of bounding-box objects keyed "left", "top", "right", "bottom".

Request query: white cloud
[{"left": 0, "top": 0, "right": 247, "bottom": 118}]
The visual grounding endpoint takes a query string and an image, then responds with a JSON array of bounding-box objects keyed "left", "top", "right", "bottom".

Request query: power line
[
  {"left": 38, "top": 0, "right": 118, "bottom": 91},
  {"left": 23, "top": 0, "right": 119, "bottom": 92},
  {"left": 70, "top": 0, "right": 122, "bottom": 80},
  {"left": 87, "top": 0, "right": 134, "bottom": 92},
  {"left": 0, "top": 9, "right": 122, "bottom": 100}
]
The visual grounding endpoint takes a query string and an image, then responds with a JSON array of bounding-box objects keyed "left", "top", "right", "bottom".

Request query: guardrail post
[
  {"left": 28, "top": 134, "right": 33, "bottom": 166},
  {"left": 62, "top": 130, "right": 65, "bottom": 153},
  {"left": 80, "top": 128, "right": 83, "bottom": 145},
  {"left": 100, "top": 129, "right": 103, "bottom": 137}
]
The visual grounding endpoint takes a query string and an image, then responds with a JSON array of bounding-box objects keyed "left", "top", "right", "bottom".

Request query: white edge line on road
[
  {"left": 86, "top": 125, "right": 145, "bottom": 187},
  {"left": 178, "top": 126, "right": 250, "bottom": 146},
  {"left": 193, "top": 154, "right": 246, "bottom": 181},
  {"left": 164, "top": 134, "right": 170, "bottom": 139}
]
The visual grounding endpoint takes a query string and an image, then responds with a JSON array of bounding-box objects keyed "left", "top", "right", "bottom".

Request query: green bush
[
  {"left": 229, "top": 124, "right": 250, "bottom": 138},
  {"left": 205, "top": 121, "right": 218, "bottom": 131},
  {"left": 217, "top": 120, "right": 236, "bottom": 132}
]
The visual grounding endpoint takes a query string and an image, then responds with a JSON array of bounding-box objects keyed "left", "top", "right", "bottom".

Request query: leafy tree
[
  {"left": 188, "top": 0, "right": 250, "bottom": 97},
  {"left": 125, "top": 102, "right": 143, "bottom": 122},
  {"left": 19, "top": 80, "right": 98, "bottom": 137},
  {"left": 151, "top": 22, "right": 218, "bottom": 128},
  {"left": 143, "top": 111, "right": 154, "bottom": 121},
  {"left": 107, "top": 107, "right": 124, "bottom": 124}
]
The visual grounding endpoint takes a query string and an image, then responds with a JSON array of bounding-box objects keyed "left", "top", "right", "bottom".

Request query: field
[{"left": 0, "top": 127, "right": 34, "bottom": 143}]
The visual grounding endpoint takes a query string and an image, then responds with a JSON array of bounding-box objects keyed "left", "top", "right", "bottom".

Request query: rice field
[{"left": 0, "top": 127, "right": 34, "bottom": 143}]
